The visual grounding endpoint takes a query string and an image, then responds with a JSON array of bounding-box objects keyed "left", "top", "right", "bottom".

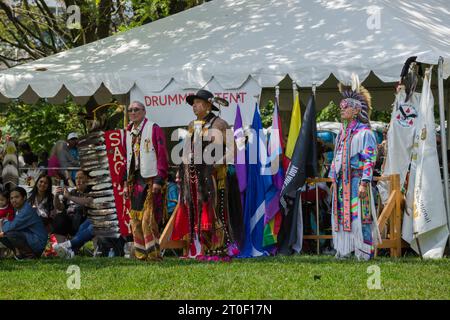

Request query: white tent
[
  {"left": 0, "top": 0, "right": 449, "bottom": 247},
  {"left": 0, "top": 0, "right": 449, "bottom": 103}
]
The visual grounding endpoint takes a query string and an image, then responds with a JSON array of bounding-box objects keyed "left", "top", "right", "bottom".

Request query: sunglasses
[
  {"left": 128, "top": 108, "right": 145, "bottom": 113},
  {"left": 340, "top": 100, "right": 350, "bottom": 110}
]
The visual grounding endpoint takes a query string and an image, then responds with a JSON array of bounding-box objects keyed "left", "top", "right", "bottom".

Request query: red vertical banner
[{"left": 105, "top": 130, "right": 131, "bottom": 236}]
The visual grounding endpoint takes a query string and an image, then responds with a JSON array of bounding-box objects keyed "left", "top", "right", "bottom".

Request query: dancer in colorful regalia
[
  {"left": 172, "top": 89, "right": 242, "bottom": 260},
  {"left": 329, "top": 77, "right": 381, "bottom": 260},
  {"left": 124, "top": 101, "right": 169, "bottom": 261}
]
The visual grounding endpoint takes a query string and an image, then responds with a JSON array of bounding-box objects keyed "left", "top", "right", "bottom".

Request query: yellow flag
[{"left": 285, "top": 92, "right": 302, "bottom": 159}]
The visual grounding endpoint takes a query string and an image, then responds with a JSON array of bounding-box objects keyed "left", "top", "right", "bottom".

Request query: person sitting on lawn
[
  {"left": 52, "top": 170, "right": 94, "bottom": 258},
  {"left": 52, "top": 170, "right": 126, "bottom": 258},
  {"left": 28, "top": 173, "right": 58, "bottom": 231},
  {"left": 53, "top": 170, "right": 91, "bottom": 239},
  {"left": 0, "top": 187, "right": 15, "bottom": 257},
  {"left": 0, "top": 188, "right": 14, "bottom": 222},
  {"left": 0, "top": 187, "right": 48, "bottom": 259}
]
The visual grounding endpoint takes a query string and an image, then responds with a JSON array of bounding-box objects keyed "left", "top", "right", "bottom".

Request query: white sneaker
[
  {"left": 59, "top": 241, "right": 72, "bottom": 249},
  {"left": 53, "top": 243, "right": 75, "bottom": 259}
]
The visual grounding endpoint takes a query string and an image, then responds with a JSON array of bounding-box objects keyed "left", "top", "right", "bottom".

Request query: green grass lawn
[{"left": 0, "top": 255, "right": 449, "bottom": 300}]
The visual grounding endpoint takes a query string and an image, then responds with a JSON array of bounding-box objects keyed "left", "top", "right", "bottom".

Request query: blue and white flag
[{"left": 239, "top": 103, "right": 272, "bottom": 258}]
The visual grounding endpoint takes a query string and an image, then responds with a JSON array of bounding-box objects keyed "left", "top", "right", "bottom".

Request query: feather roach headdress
[{"left": 338, "top": 73, "right": 372, "bottom": 124}]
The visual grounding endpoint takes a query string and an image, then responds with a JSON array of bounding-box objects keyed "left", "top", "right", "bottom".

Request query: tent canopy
[{"left": 1, "top": 0, "right": 449, "bottom": 102}]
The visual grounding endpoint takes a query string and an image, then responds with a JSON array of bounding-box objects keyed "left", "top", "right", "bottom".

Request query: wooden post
[
  {"left": 316, "top": 184, "right": 320, "bottom": 254},
  {"left": 393, "top": 174, "right": 402, "bottom": 257},
  {"left": 124, "top": 103, "right": 128, "bottom": 127},
  {"left": 389, "top": 175, "right": 396, "bottom": 257}
]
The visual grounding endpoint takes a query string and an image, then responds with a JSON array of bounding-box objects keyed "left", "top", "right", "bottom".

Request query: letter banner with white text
[
  {"left": 105, "top": 130, "right": 131, "bottom": 237},
  {"left": 130, "top": 78, "right": 262, "bottom": 127}
]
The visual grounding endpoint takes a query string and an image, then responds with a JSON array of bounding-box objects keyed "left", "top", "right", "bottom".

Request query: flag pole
[
  {"left": 438, "top": 57, "right": 450, "bottom": 245},
  {"left": 292, "top": 81, "right": 297, "bottom": 105},
  {"left": 253, "top": 94, "right": 260, "bottom": 107},
  {"left": 275, "top": 85, "right": 280, "bottom": 106}
]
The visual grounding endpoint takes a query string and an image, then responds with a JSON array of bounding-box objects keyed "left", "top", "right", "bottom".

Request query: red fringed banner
[{"left": 105, "top": 130, "right": 131, "bottom": 236}]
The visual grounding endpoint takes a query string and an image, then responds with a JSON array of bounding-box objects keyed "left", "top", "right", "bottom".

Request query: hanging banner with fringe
[{"left": 105, "top": 130, "right": 131, "bottom": 236}]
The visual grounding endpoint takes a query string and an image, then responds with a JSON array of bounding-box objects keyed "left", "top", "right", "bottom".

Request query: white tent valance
[{"left": 1, "top": 0, "right": 449, "bottom": 102}]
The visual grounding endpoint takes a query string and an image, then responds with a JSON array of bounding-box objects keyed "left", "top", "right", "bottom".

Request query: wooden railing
[
  {"left": 160, "top": 174, "right": 404, "bottom": 257},
  {"left": 304, "top": 174, "right": 403, "bottom": 257}
]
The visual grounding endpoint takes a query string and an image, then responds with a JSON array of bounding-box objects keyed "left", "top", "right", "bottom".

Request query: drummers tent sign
[{"left": 130, "top": 78, "right": 261, "bottom": 127}]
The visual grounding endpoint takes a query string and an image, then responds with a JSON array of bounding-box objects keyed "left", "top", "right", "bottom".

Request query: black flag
[{"left": 280, "top": 94, "right": 317, "bottom": 198}]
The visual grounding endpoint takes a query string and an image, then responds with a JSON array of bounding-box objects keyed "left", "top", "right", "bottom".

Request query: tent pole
[
  {"left": 447, "top": 79, "right": 450, "bottom": 156},
  {"left": 275, "top": 85, "right": 280, "bottom": 106},
  {"left": 124, "top": 92, "right": 130, "bottom": 128},
  {"left": 292, "top": 81, "right": 297, "bottom": 106},
  {"left": 437, "top": 57, "right": 450, "bottom": 241}
]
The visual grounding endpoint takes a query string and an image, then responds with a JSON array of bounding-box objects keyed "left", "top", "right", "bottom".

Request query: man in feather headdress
[
  {"left": 124, "top": 101, "right": 169, "bottom": 261},
  {"left": 329, "top": 75, "right": 381, "bottom": 260}
]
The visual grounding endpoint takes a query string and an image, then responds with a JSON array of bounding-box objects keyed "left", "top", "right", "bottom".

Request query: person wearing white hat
[{"left": 66, "top": 133, "right": 79, "bottom": 182}]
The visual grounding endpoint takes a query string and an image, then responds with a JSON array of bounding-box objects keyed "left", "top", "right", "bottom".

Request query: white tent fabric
[{"left": 0, "top": 0, "right": 450, "bottom": 101}]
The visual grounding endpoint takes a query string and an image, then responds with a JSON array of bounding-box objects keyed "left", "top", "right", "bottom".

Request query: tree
[
  {"left": 122, "top": 0, "right": 209, "bottom": 31},
  {"left": 0, "top": 0, "right": 116, "bottom": 67},
  {"left": 0, "top": 1, "right": 212, "bottom": 151},
  {"left": 0, "top": 99, "right": 86, "bottom": 153},
  {"left": 316, "top": 100, "right": 340, "bottom": 122},
  {"left": 260, "top": 100, "right": 274, "bottom": 128},
  {"left": 0, "top": 0, "right": 210, "bottom": 67}
]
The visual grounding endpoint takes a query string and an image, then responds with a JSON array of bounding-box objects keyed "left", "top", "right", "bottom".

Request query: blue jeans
[{"left": 70, "top": 220, "right": 94, "bottom": 251}]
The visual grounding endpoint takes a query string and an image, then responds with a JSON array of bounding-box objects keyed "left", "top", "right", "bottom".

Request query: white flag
[
  {"left": 378, "top": 88, "right": 420, "bottom": 205},
  {"left": 411, "top": 67, "right": 449, "bottom": 259}
]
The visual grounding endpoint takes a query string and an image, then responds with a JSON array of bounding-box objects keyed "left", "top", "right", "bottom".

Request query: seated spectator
[
  {"left": 0, "top": 188, "right": 14, "bottom": 257},
  {"left": 0, "top": 188, "right": 14, "bottom": 221},
  {"left": 28, "top": 174, "right": 57, "bottom": 231},
  {"left": 0, "top": 187, "right": 48, "bottom": 259},
  {"left": 53, "top": 170, "right": 92, "bottom": 238},
  {"left": 53, "top": 170, "right": 126, "bottom": 258},
  {"left": 53, "top": 219, "right": 94, "bottom": 259},
  {"left": 53, "top": 170, "right": 95, "bottom": 258}
]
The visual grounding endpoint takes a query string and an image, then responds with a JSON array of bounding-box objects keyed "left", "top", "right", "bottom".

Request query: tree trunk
[{"left": 97, "top": 0, "right": 112, "bottom": 40}]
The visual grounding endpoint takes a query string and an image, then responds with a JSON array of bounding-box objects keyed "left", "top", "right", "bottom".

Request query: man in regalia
[
  {"left": 171, "top": 90, "right": 242, "bottom": 259},
  {"left": 329, "top": 78, "right": 381, "bottom": 260},
  {"left": 124, "top": 101, "right": 169, "bottom": 261}
]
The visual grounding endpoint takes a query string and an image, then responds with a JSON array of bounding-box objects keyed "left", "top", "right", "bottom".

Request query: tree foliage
[
  {"left": 0, "top": 99, "right": 86, "bottom": 153},
  {"left": 0, "top": 0, "right": 209, "bottom": 67},
  {"left": 316, "top": 100, "right": 394, "bottom": 123},
  {"left": 260, "top": 99, "right": 274, "bottom": 128},
  {"left": 316, "top": 100, "right": 340, "bottom": 122},
  {"left": 124, "top": 0, "right": 206, "bottom": 30},
  {"left": 0, "top": 1, "right": 209, "bottom": 152}
]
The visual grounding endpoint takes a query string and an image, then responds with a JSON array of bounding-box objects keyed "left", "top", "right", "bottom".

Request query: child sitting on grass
[
  {"left": 0, "top": 188, "right": 15, "bottom": 222},
  {"left": 0, "top": 188, "right": 15, "bottom": 258}
]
